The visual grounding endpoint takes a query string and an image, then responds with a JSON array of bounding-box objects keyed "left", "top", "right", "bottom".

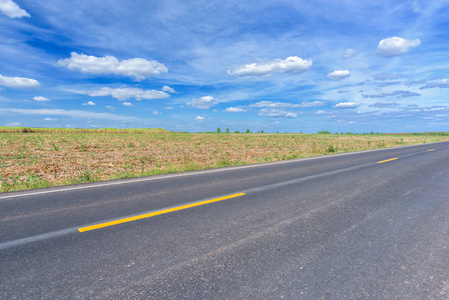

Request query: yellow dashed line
[
  {"left": 78, "top": 193, "right": 245, "bottom": 232},
  {"left": 378, "top": 158, "right": 398, "bottom": 164}
]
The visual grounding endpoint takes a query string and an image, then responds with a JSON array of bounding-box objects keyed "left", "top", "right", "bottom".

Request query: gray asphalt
[{"left": 1, "top": 141, "right": 449, "bottom": 299}]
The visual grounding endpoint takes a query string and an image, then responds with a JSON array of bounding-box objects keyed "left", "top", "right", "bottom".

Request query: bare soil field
[{"left": 1, "top": 129, "right": 447, "bottom": 192}]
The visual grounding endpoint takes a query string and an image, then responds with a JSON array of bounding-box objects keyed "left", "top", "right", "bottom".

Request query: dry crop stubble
[{"left": 1, "top": 131, "right": 448, "bottom": 192}]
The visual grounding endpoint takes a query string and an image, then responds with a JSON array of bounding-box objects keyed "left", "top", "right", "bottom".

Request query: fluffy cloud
[
  {"left": 6, "top": 121, "right": 21, "bottom": 126},
  {"left": 327, "top": 70, "right": 350, "bottom": 80},
  {"left": 44, "top": 117, "right": 57, "bottom": 121},
  {"left": 88, "top": 87, "right": 170, "bottom": 101},
  {"left": 224, "top": 107, "right": 247, "bottom": 113},
  {"left": 259, "top": 108, "right": 297, "bottom": 118},
  {"left": 123, "top": 102, "right": 132, "bottom": 106},
  {"left": 420, "top": 79, "right": 449, "bottom": 89},
  {"left": 362, "top": 90, "right": 421, "bottom": 98},
  {"left": 342, "top": 49, "right": 356, "bottom": 59},
  {"left": 377, "top": 37, "right": 421, "bottom": 56},
  {"left": 0, "top": 0, "right": 30, "bottom": 18},
  {"left": 195, "top": 116, "right": 205, "bottom": 122},
  {"left": 152, "top": 110, "right": 161, "bottom": 115},
  {"left": 298, "top": 101, "right": 326, "bottom": 107},
  {"left": 250, "top": 101, "right": 291, "bottom": 108},
  {"left": 228, "top": 56, "right": 312, "bottom": 76},
  {"left": 82, "top": 101, "right": 96, "bottom": 106},
  {"left": 188, "top": 96, "right": 217, "bottom": 109},
  {"left": 369, "top": 102, "right": 400, "bottom": 108},
  {"left": 0, "top": 74, "right": 40, "bottom": 88},
  {"left": 334, "top": 102, "right": 360, "bottom": 109},
  {"left": 33, "top": 96, "right": 50, "bottom": 102},
  {"left": 57, "top": 52, "right": 168, "bottom": 81},
  {"left": 162, "top": 86, "right": 178, "bottom": 93},
  {"left": 250, "top": 100, "right": 325, "bottom": 108}
]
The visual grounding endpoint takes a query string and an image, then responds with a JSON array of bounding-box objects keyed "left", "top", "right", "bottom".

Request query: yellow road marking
[
  {"left": 78, "top": 193, "right": 245, "bottom": 232},
  {"left": 427, "top": 149, "right": 436, "bottom": 152},
  {"left": 377, "top": 158, "right": 398, "bottom": 164}
]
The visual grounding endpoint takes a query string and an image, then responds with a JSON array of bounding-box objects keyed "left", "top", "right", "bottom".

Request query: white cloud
[
  {"left": 228, "top": 56, "right": 312, "bottom": 76},
  {"left": 6, "top": 121, "right": 21, "bottom": 126},
  {"left": 327, "top": 70, "right": 350, "bottom": 80},
  {"left": 188, "top": 96, "right": 217, "bottom": 109},
  {"left": 224, "top": 107, "right": 247, "bottom": 113},
  {"left": 195, "top": 116, "right": 205, "bottom": 122},
  {"left": 105, "top": 105, "right": 114, "bottom": 110},
  {"left": 123, "top": 102, "right": 132, "bottom": 106},
  {"left": 334, "top": 102, "right": 360, "bottom": 109},
  {"left": 162, "top": 85, "right": 178, "bottom": 93},
  {"left": 259, "top": 108, "right": 297, "bottom": 118},
  {"left": 420, "top": 79, "right": 449, "bottom": 89},
  {"left": 250, "top": 101, "right": 291, "bottom": 108},
  {"left": 33, "top": 96, "right": 50, "bottom": 102},
  {"left": 297, "top": 101, "right": 326, "bottom": 107},
  {"left": 250, "top": 100, "right": 325, "bottom": 108},
  {"left": 0, "top": 0, "right": 30, "bottom": 18},
  {"left": 0, "top": 108, "right": 141, "bottom": 122},
  {"left": 88, "top": 87, "right": 170, "bottom": 101},
  {"left": 152, "top": 110, "right": 161, "bottom": 115},
  {"left": 0, "top": 74, "right": 40, "bottom": 88},
  {"left": 342, "top": 49, "right": 356, "bottom": 59},
  {"left": 362, "top": 90, "right": 421, "bottom": 98},
  {"left": 57, "top": 52, "right": 168, "bottom": 81},
  {"left": 44, "top": 117, "right": 57, "bottom": 121},
  {"left": 82, "top": 101, "right": 96, "bottom": 106},
  {"left": 377, "top": 37, "right": 421, "bottom": 56},
  {"left": 424, "top": 106, "right": 446, "bottom": 111}
]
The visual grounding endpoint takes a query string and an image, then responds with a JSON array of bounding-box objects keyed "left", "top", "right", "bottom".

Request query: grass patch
[{"left": 1, "top": 129, "right": 448, "bottom": 192}]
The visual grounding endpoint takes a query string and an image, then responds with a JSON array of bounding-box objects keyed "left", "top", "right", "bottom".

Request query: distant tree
[
  {"left": 246, "top": 129, "right": 250, "bottom": 133},
  {"left": 257, "top": 130, "right": 260, "bottom": 133},
  {"left": 261, "top": 130, "right": 264, "bottom": 133},
  {"left": 234, "top": 131, "right": 240, "bottom": 133},
  {"left": 276, "top": 131, "right": 279, "bottom": 134},
  {"left": 225, "top": 128, "right": 230, "bottom": 133},
  {"left": 216, "top": 127, "right": 221, "bottom": 133}
]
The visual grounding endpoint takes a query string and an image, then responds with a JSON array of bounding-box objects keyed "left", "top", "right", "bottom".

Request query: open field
[{"left": 1, "top": 128, "right": 448, "bottom": 192}]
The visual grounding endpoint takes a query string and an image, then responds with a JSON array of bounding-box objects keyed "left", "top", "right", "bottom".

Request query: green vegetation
[
  {"left": 0, "top": 126, "right": 170, "bottom": 134},
  {"left": 1, "top": 127, "right": 448, "bottom": 193}
]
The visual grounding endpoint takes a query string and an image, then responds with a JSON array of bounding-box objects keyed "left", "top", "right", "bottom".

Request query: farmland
[{"left": 1, "top": 127, "right": 448, "bottom": 192}]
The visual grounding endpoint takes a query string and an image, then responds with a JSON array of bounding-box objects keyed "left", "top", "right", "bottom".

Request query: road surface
[{"left": 1, "top": 141, "right": 449, "bottom": 299}]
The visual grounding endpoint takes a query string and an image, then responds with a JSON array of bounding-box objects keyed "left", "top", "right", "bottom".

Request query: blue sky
[{"left": 1, "top": 0, "right": 449, "bottom": 133}]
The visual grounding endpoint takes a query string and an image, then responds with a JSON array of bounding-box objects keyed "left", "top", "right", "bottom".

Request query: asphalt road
[{"left": 1, "top": 141, "right": 449, "bottom": 299}]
